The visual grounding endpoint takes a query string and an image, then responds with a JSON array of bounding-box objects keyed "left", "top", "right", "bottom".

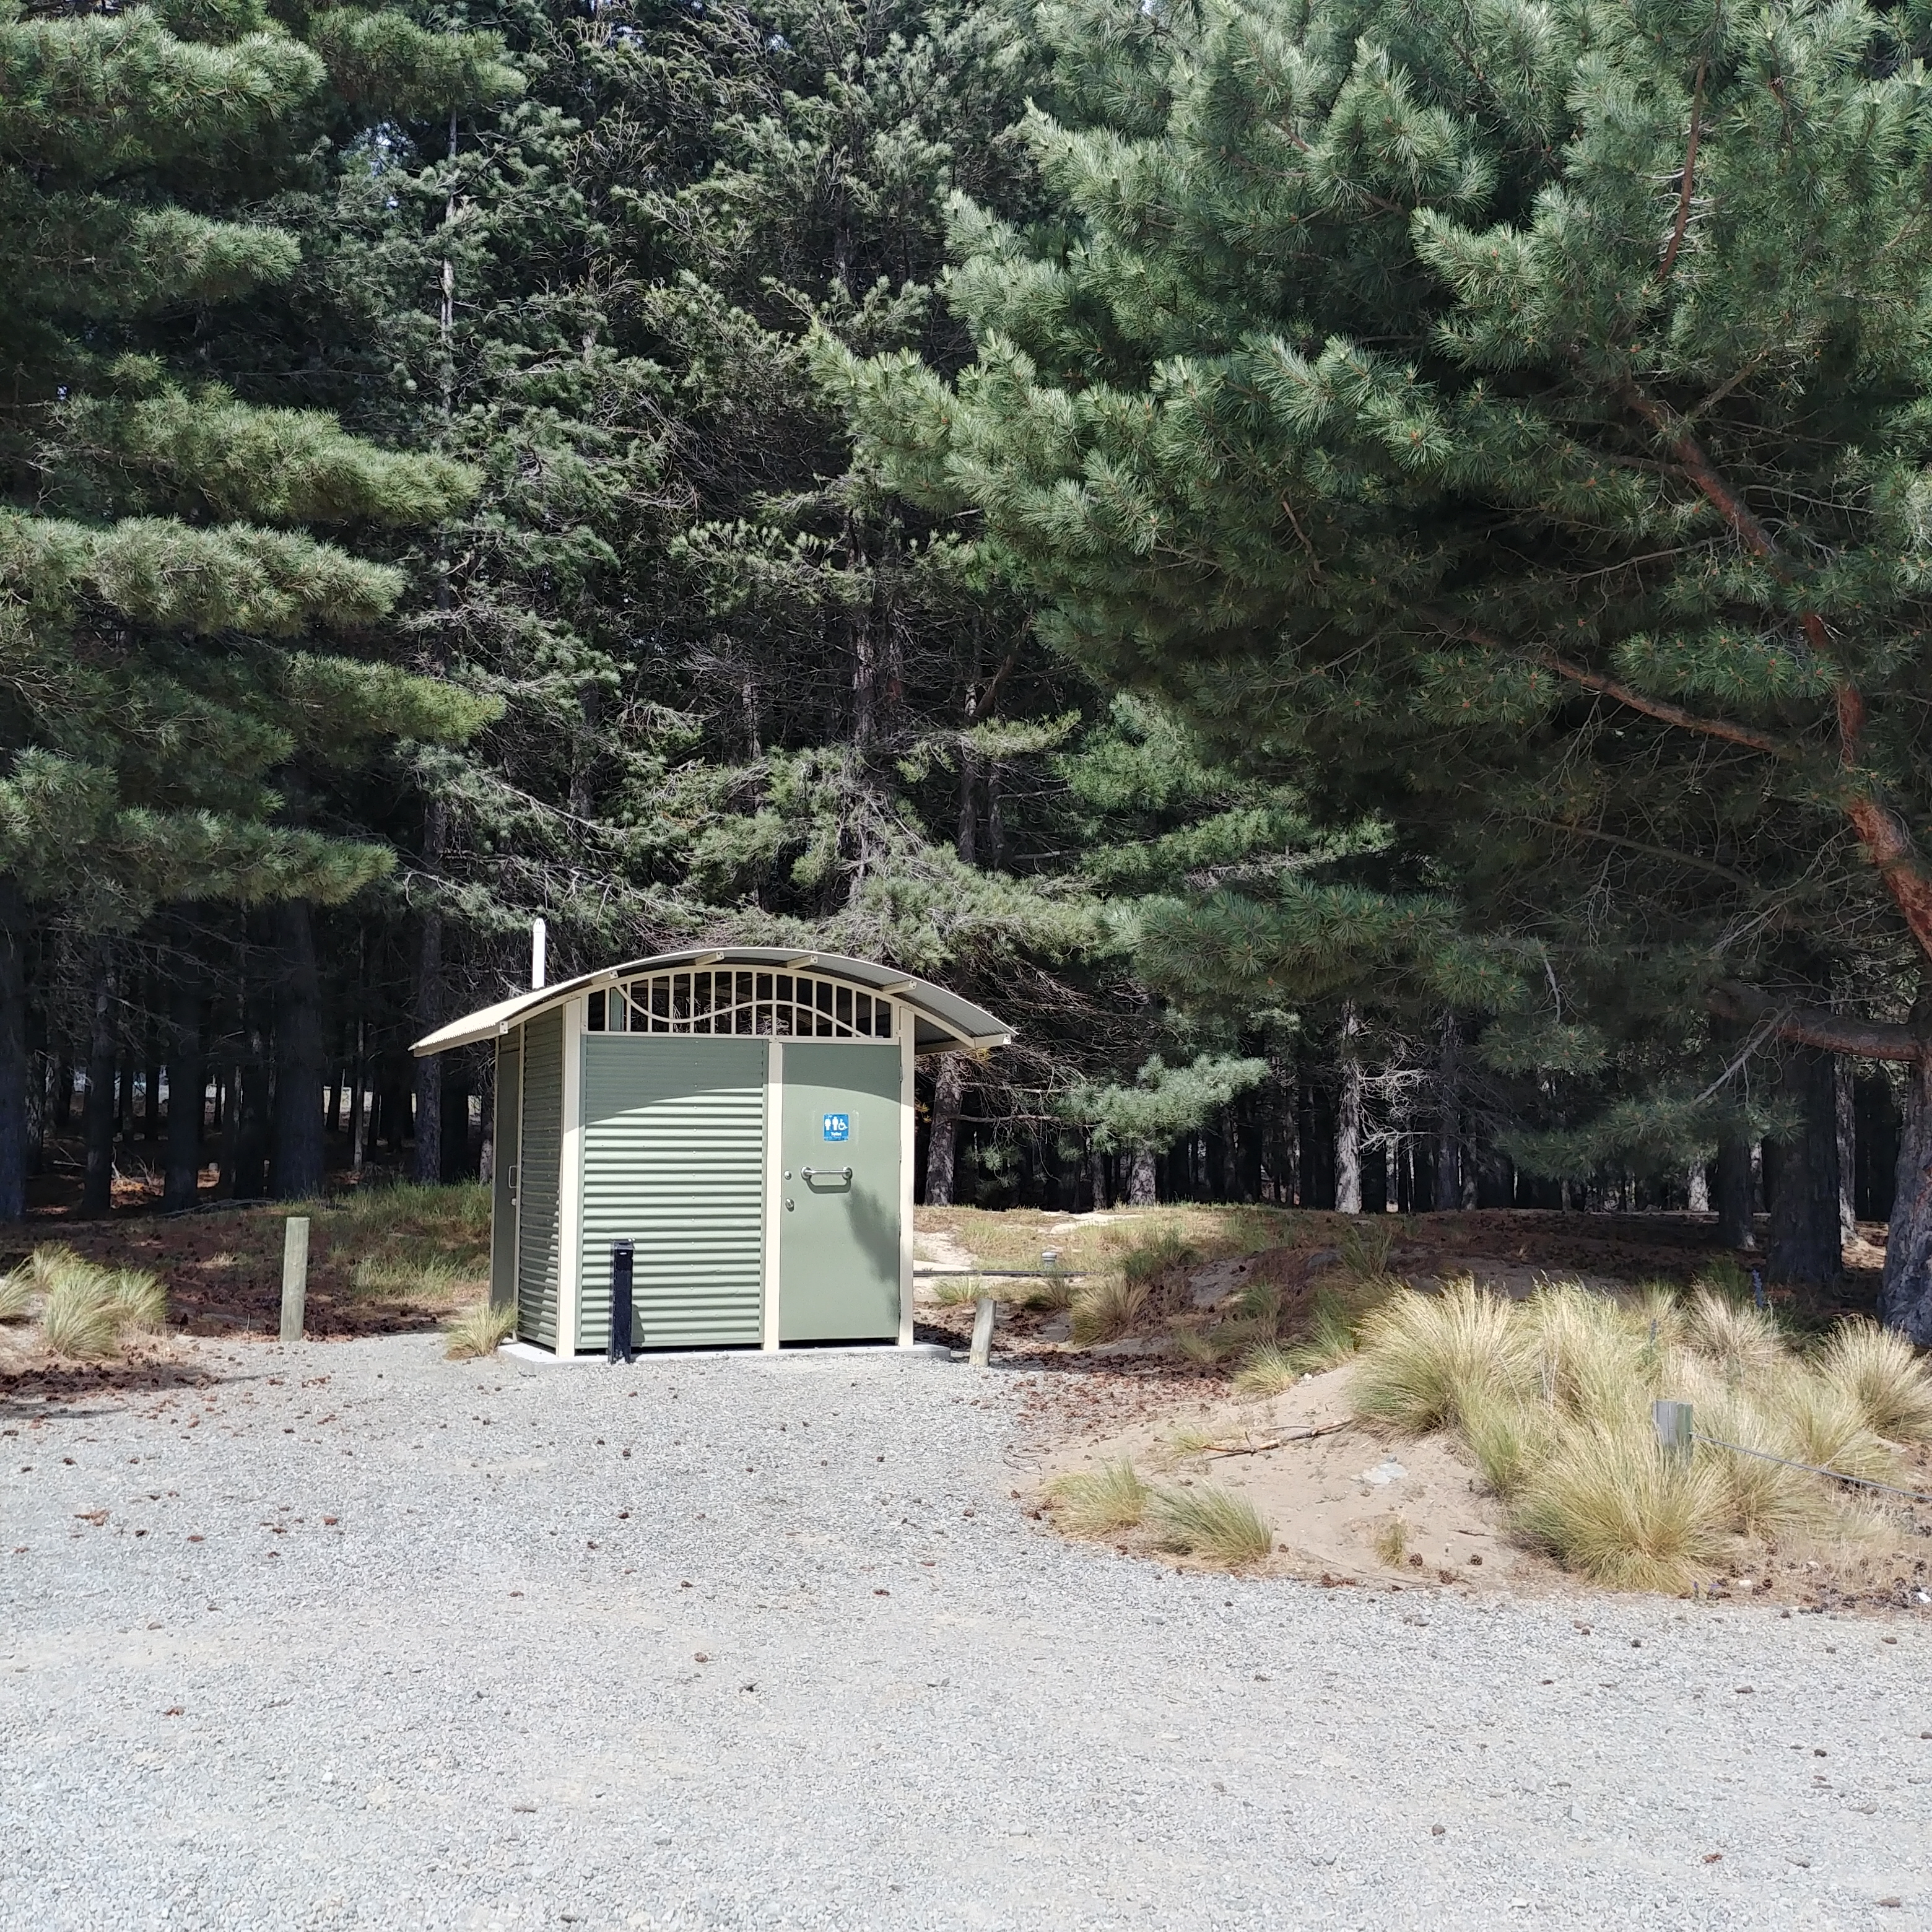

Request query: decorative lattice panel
[{"left": 590, "top": 969, "right": 893, "bottom": 1040}]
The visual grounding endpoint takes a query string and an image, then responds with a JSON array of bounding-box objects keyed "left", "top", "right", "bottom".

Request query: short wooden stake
[
  {"left": 1653, "top": 1398, "right": 1692, "bottom": 1461},
  {"left": 968, "top": 1294, "right": 996, "bottom": 1368},
  {"left": 280, "top": 1216, "right": 310, "bottom": 1345}
]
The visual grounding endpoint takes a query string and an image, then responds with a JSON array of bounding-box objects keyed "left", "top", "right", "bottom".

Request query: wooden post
[
  {"left": 280, "top": 1216, "right": 310, "bottom": 1344},
  {"left": 1653, "top": 1398, "right": 1692, "bottom": 1461},
  {"left": 968, "top": 1294, "right": 996, "bottom": 1368}
]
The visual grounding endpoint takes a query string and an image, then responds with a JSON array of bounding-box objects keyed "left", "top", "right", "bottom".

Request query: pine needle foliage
[{"left": 840, "top": 0, "right": 1932, "bottom": 1340}]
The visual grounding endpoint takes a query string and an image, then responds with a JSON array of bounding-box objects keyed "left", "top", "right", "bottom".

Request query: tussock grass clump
[
  {"left": 1070, "top": 1273, "right": 1151, "bottom": 1345},
  {"left": 1336, "top": 1219, "right": 1396, "bottom": 1282},
  {"left": 1513, "top": 1423, "right": 1730, "bottom": 1594},
  {"left": 1351, "top": 1277, "right": 1530, "bottom": 1431},
  {"left": 444, "top": 1299, "right": 517, "bottom": 1360},
  {"left": 0, "top": 1264, "right": 34, "bottom": 1323},
  {"left": 1149, "top": 1482, "right": 1274, "bottom": 1567},
  {"left": 1045, "top": 1460, "right": 1151, "bottom": 1537},
  {"left": 1349, "top": 1276, "right": 1926, "bottom": 1593},
  {"left": 107, "top": 1268, "right": 167, "bottom": 1332},
  {"left": 1154, "top": 1420, "right": 1221, "bottom": 1466},
  {"left": 1232, "top": 1342, "right": 1300, "bottom": 1397},
  {"left": 22, "top": 1246, "right": 169, "bottom": 1359},
  {"left": 1119, "top": 1225, "right": 1201, "bottom": 1287},
  {"left": 1815, "top": 1320, "right": 1932, "bottom": 1441},
  {"left": 1683, "top": 1287, "right": 1784, "bottom": 1379},
  {"left": 41, "top": 1276, "right": 123, "bottom": 1359},
  {"left": 1286, "top": 1289, "right": 1363, "bottom": 1372},
  {"left": 929, "top": 1276, "right": 982, "bottom": 1307},
  {"left": 1457, "top": 1380, "right": 1553, "bottom": 1500}
]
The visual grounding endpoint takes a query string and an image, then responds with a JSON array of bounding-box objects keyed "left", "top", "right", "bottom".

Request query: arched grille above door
[{"left": 586, "top": 968, "right": 894, "bottom": 1040}]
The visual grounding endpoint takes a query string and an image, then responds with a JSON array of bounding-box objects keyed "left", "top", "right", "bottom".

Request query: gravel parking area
[{"left": 4, "top": 1334, "right": 1930, "bottom": 1930}]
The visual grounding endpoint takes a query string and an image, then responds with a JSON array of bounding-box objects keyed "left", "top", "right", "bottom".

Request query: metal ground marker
[
  {"left": 279, "top": 1216, "right": 310, "bottom": 1344},
  {"left": 1653, "top": 1398, "right": 1693, "bottom": 1461}
]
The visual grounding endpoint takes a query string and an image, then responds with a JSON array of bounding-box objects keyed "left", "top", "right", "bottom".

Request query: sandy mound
[{"left": 1033, "top": 1365, "right": 1567, "bottom": 1595}]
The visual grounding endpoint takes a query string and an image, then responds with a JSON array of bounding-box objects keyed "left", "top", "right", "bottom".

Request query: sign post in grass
[
  {"left": 280, "top": 1217, "right": 310, "bottom": 1344},
  {"left": 1652, "top": 1399, "right": 1693, "bottom": 1462}
]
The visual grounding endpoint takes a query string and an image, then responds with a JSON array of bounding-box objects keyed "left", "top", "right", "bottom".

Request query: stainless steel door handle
[{"left": 800, "top": 1165, "right": 853, "bottom": 1181}]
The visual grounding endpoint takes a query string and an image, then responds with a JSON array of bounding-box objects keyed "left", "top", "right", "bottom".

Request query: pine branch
[
  {"left": 1656, "top": 57, "right": 1707, "bottom": 285},
  {"left": 1536, "top": 650, "right": 1793, "bottom": 758},
  {"left": 1707, "top": 979, "right": 1925, "bottom": 1063},
  {"left": 1616, "top": 380, "right": 1932, "bottom": 961}
]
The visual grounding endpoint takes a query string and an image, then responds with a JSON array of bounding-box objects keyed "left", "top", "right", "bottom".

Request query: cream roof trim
[{"left": 411, "top": 947, "right": 1012, "bottom": 1058}]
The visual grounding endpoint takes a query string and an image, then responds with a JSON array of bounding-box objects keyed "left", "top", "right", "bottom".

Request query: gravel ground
[{"left": 3, "top": 1334, "right": 1930, "bottom": 1932}]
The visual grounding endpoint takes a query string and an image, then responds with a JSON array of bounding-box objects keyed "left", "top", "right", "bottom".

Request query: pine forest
[{"left": 15, "top": 0, "right": 1932, "bottom": 1342}]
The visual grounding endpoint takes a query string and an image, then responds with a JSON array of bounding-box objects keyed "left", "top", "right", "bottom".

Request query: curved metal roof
[{"left": 411, "top": 946, "right": 1012, "bottom": 1058}]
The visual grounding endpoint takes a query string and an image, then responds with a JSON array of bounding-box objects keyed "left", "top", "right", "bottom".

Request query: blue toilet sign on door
[{"left": 822, "top": 1112, "right": 850, "bottom": 1142}]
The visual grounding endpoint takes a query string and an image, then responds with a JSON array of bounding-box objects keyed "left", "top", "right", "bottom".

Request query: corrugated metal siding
[
  {"left": 516, "top": 1008, "right": 564, "bottom": 1348},
  {"left": 489, "top": 1035, "right": 521, "bottom": 1311},
  {"left": 578, "top": 1036, "right": 765, "bottom": 1350}
]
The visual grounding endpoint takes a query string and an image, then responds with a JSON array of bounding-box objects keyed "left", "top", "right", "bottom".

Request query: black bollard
[{"left": 609, "top": 1238, "right": 635, "bottom": 1364}]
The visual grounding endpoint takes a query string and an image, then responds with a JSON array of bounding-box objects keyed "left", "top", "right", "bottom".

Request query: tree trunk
[
  {"left": 1128, "top": 1145, "right": 1157, "bottom": 1204},
  {"left": 412, "top": 806, "right": 446, "bottom": 1185},
  {"left": 1434, "top": 1010, "right": 1460, "bottom": 1211},
  {"left": 271, "top": 900, "right": 326, "bottom": 1200},
  {"left": 232, "top": 956, "right": 273, "bottom": 1200},
  {"left": 925, "top": 1053, "right": 961, "bottom": 1206},
  {"left": 1335, "top": 1004, "right": 1364, "bottom": 1214},
  {"left": 1687, "top": 1163, "right": 1710, "bottom": 1214},
  {"left": 0, "top": 879, "right": 28, "bottom": 1221},
  {"left": 80, "top": 946, "right": 117, "bottom": 1217},
  {"left": 1837, "top": 1058, "right": 1857, "bottom": 1242},
  {"left": 1087, "top": 1138, "right": 1107, "bottom": 1211},
  {"left": 162, "top": 929, "right": 204, "bottom": 1212},
  {"left": 1767, "top": 1045, "right": 1842, "bottom": 1286},
  {"left": 1881, "top": 1051, "right": 1932, "bottom": 1342}
]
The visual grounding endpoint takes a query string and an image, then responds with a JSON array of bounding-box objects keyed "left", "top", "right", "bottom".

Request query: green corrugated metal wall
[
  {"left": 489, "top": 1033, "right": 521, "bottom": 1311},
  {"left": 516, "top": 1009, "right": 564, "bottom": 1347},
  {"left": 578, "top": 1035, "right": 766, "bottom": 1350}
]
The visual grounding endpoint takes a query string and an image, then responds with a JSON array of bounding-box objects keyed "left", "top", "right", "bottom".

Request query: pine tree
[
  {"left": 0, "top": 0, "right": 515, "bottom": 1210},
  {"left": 846, "top": 0, "right": 1932, "bottom": 1329}
]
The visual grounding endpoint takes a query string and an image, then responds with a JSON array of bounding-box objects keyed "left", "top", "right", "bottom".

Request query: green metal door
[{"left": 779, "top": 1042, "right": 901, "bottom": 1342}]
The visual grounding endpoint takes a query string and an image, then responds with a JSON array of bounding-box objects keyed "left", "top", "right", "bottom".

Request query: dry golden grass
[
  {"left": 1069, "top": 1273, "right": 1151, "bottom": 1345},
  {"left": 107, "top": 1268, "right": 166, "bottom": 1332},
  {"left": 0, "top": 1264, "right": 34, "bottom": 1323},
  {"left": 1513, "top": 1421, "right": 1731, "bottom": 1593},
  {"left": 1815, "top": 1320, "right": 1932, "bottom": 1442},
  {"left": 21, "top": 1246, "right": 169, "bottom": 1360},
  {"left": 1682, "top": 1287, "right": 1785, "bottom": 1379},
  {"left": 1286, "top": 1289, "right": 1364, "bottom": 1372},
  {"left": 1349, "top": 1276, "right": 1928, "bottom": 1593},
  {"left": 1044, "top": 1460, "right": 1151, "bottom": 1537},
  {"left": 443, "top": 1299, "right": 517, "bottom": 1360},
  {"left": 1149, "top": 1482, "right": 1274, "bottom": 1566},
  {"left": 41, "top": 1277, "right": 122, "bottom": 1359},
  {"left": 1351, "top": 1277, "right": 1530, "bottom": 1431},
  {"left": 1232, "top": 1342, "right": 1301, "bottom": 1397},
  {"left": 1152, "top": 1420, "right": 1221, "bottom": 1468},
  {"left": 1457, "top": 1378, "right": 1554, "bottom": 1500}
]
